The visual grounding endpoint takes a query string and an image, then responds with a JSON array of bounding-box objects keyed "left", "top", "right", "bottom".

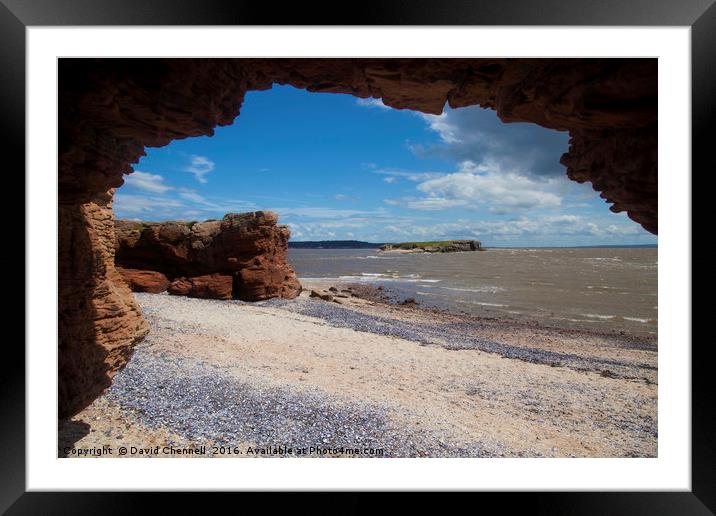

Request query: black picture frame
[{"left": 4, "top": 0, "right": 710, "bottom": 512}]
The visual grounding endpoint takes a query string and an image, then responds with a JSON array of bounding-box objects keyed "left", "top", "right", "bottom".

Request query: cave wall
[
  {"left": 58, "top": 58, "right": 657, "bottom": 418},
  {"left": 58, "top": 191, "right": 148, "bottom": 418}
]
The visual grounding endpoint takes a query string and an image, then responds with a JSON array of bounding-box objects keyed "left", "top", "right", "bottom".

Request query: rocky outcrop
[
  {"left": 117, "top": 268, "right": 170, "bottom": 293},
  {"left": 59, "top": 191, "right": 149, "bottom": 419},
  {"left": 380, "top": 240, "right": 482, "bottom": 253},
  {"left": 115, "top": 211, "right": 302, "bottom": 301},
  {"left": 58, "top": 58, "right": 657, "bottom": 418}
]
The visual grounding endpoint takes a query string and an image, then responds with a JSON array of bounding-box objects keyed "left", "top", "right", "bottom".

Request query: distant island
[
  {"left": 288, "top": 240, "right": 384, "bottom": 249},
  {"left": 380, "top": 240, "right": 483, "bottom": 253}
]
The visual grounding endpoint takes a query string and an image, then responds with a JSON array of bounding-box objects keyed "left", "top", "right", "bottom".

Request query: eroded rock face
[
  {"left": 115, "top": 211, "right": 302, "bottom": 301},
  {"left": 58, "top": 191, "right": 149, "bottom": 419},
  {"left": 58, "top": 58, "right": 657, "bottom": 417}
]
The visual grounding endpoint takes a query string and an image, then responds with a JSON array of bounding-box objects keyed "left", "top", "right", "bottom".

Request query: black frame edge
[
  {"left": 6, "top": 0, "right": 713, "bottom": 513},
  {"left": 691, "top": 1, "right": 716, "bottom": 512},
  {"left": 0, "top": 1, "right": 26, "bottom": 514},
  {"left": 2, "top": 0, "right": 716, "bottom": 26}
]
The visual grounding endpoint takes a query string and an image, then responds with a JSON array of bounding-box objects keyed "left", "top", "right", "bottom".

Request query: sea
[{"left": 288, "top": 247, "right": 658, "bottom": 335}]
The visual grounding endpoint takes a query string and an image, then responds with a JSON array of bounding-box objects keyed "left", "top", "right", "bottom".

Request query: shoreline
[{"left": 60, "top": 283, "right": 657, "bottom": 458}]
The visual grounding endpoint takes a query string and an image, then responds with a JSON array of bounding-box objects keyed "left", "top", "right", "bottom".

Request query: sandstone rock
[
  {"left": 59, "top": 191, "right": 148, "bottom": 419},
  {"left": 117, "top": 267, "right": 170, "bottom": 293},
  {"left": 310, "top": 290, "right": 334, "bottom": 302},
  {"left": 166, "top": 277, "right": 192, "bottom": 296},
  {"left": 115, "top": 212, "right": 301, "bottom": 301},
  {"left": 168, "top": 274, "right": 233, "bottom": 300}
]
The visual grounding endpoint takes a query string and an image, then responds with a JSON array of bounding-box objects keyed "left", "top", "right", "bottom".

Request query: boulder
[
  {"left": 168, "top": 274, "right": 233, "bottom": 300},
  {"left": 117, "top": 267, "right": 170, "bottom": 293},
  {"left": 310, "top": 290, "right": 334, "bottom": 302}
]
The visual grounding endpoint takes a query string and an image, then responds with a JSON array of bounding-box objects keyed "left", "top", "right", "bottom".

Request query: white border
[{"left": 27, "top": 27, "right": 690, "bottom": 491}]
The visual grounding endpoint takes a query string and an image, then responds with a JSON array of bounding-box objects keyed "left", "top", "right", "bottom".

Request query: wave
[
  {"left": 334, "top": 274, "right": 442, "bottom": 284},
  {"left": 580, "top": 313, "right": 655, "bottom": 324},
  {"left": 624, "top": 317, "right": 654, "bottom": 323},
  {"left": 441, "top": 286, "right": 506, "bottom": 294}
]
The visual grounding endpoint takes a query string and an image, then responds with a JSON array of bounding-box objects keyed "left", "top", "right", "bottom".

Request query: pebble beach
[{"left": 60, "top": 282, "right": 658, "bottom": 458}]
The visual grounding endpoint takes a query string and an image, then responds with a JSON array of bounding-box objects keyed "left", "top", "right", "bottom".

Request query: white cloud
[
  {"left": 178, "top": 190, "right": 207, "bottom": 203},
  {"left": 185, "top": 155, "right": 215, "bottom": 183},
  {"left": 359, "top": 214, "right": 652, "bottom": 244},
  {"left": 333, "top": 194, "right": 349, "bottom": 201},
  {"left": 124, "top": 171, "right": 173, "bottom": 194},
  {"left": 418, "top": 112, "right": 462, "bottom": 144},
  {"left": 383, "top": 160, "right": 562, "bottom": 213},
  {"left": 372, "top": 169, "right": 442, "bottom": 183},
  {"left": 275, "top": 203, "right": 653, "bottom": 245},
  {"left": 273, "top": 207, "right": 386, "bottom": 219},
  {"left": 356, "top": 97, "right": 391, "bottom": 110},
  {"left": 114, "top": 193, "right": 185, "bottom": 217},
  {"left": 385, "top": 197, "right": 469, "bottom": 211}
]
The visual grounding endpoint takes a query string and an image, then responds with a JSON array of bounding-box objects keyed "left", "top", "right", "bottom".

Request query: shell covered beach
[{"left": 60, "top": 282, "right": 657, "bottom": 458}]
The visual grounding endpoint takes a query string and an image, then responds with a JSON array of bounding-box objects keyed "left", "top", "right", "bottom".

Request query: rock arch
[{"left": 58, "top": 58, "right": 657, "bottom": 418}]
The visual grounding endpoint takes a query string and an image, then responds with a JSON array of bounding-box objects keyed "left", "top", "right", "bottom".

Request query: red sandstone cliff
[{"left": 114, "top": 211, "right": 302, "bottom": 301}]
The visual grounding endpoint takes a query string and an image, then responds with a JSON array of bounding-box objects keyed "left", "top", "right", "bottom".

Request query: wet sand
[{"left": 60, "top": 281, "right": 657, "bottom": 458}]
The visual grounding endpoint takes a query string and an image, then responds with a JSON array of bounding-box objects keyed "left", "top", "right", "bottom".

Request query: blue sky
[{"left": 115, "top": 85, "right": 657, "bottom": 247}]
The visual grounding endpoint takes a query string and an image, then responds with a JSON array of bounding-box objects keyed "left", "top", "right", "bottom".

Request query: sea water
[{"left": 288, "top": 247, "right": 658, "bottom": 335}]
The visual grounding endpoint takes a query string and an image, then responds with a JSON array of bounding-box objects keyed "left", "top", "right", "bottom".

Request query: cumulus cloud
[
  {"left": 414, "top": 105, "right": 570, "bottom": 177},
  {"left": 185, "top": 155, "right": 215, "bottom": 183},
  {"left": 123, "top": 171, "right": 173, "bottom": 193},
  {"left": 384, "top": 160, "right": 562, "bottom": 213}
]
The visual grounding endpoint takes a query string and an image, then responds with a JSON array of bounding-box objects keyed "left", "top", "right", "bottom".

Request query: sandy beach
[{"left": 60, "top": 280, "right": 657, "bottom": 458}]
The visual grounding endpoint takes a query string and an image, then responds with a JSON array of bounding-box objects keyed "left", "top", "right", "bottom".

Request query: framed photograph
[{"left": 6, "top": 0, "right": 710, "bottom": 511}]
